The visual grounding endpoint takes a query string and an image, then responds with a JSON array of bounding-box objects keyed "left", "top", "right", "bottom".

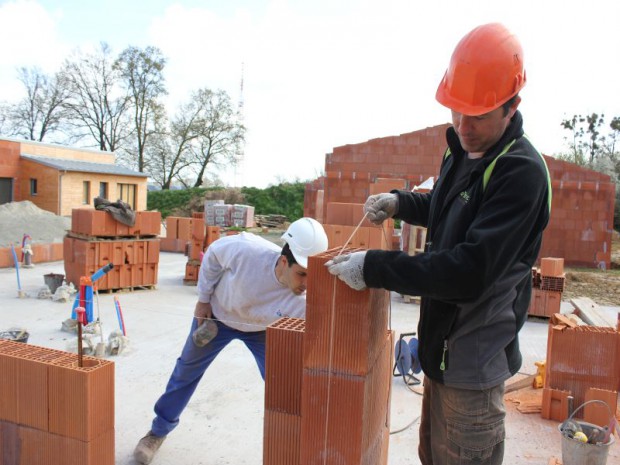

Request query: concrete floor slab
[{"left": 1, "top": 252, "right": 618, "bottom": 464}]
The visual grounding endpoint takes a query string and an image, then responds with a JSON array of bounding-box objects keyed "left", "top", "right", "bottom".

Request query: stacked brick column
[
  {"left": 528, "top": 257, "right": 565, "bottom": 318},
  {"left": 63, "top": 209, "right": 161, "bottom": 291},
  {"left": 264, "top": 248, "right": 392, "bottom": 465},
  {"left": 0, "top": 340, "right": 114, "bottom": 464},
  {"left": 183, "top": 212, "right": 221, "bottom": 285}
]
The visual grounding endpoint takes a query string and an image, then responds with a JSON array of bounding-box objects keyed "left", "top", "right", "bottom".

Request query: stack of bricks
[
  {"left": 183, "top": 212, "right": 220, "bottom": 285},
  {"left": 63, "top": 208, "right": 161, "bottom": 291},
  {"left": 0, "top": 243, "right": 64, "bottom": 268},
  {"left": 529, "top": 257, "right": 565, "bottom": 318},
  {"left": 541, "top": 313, "right": 620, "bottom": 425},
  {"left": 0, "top": 339, "right": 115, "bottom": 464},
  {"left": 264, "top": 247, "right": 392, "bottom": 465},
  {"left": 160, "top": 216, "right": 193, "bottom": 253}
]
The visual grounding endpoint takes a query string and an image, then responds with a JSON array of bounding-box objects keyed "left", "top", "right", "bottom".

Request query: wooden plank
[
  {"left": 505, "top": 374, "right": 536, "bottom": 393},
  {"left": 570, "top": 297, "right": 615, "bottom": 327}
]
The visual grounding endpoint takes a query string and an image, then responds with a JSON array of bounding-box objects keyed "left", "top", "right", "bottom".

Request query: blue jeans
[
  {"left": 150, "top": 317, "right": 266, "bottom": 437},
  {"left": 418, "top": 377, "right": 505, "bottom": 465}
]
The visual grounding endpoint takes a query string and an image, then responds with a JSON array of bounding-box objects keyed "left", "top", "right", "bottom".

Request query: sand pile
[{"left": 0, "top": 201, "right": 71, "bottom": 248}]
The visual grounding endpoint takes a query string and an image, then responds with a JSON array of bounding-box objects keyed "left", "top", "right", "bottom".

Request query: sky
[{"left": 0, "top": 0, "right": 619, "bottom": 188}]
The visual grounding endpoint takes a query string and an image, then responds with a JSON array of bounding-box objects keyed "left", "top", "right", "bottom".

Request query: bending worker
[
  {"left": 134, "top": 217, "right": 328, "bottom": 464},
  {"left": 327, "top": 23, "right": 551, "bottom": 465}
]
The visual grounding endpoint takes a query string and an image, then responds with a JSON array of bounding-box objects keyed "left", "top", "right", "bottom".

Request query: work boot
[
  {"left": 133, "top": 431, "right": 166, "bottom": 464},
  {"left": 192, "top": 319, "right": 218, "bottom": 347}
]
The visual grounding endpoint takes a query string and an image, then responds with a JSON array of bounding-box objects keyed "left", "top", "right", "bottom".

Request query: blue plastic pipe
[{"left": 10, "top": 244, "right": 21, "bottom": 292}]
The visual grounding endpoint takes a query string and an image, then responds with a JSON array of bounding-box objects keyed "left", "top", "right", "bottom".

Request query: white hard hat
[{"left": 281, "top": 217, "right": 328, "bottom": 268}]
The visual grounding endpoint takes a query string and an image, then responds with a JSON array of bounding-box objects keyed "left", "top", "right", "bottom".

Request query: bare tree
[
  {"left": 115, "top": 46, "right": 167, "bottom": 172},
  {"left": 184, "top": 88, "right": 245, "bottom": 188},
  {"left": 147, "top": 88, "right": 244, "bottom": 189},
  {"left": 60, "top": 42, "right": 131, "bottom": 152},
  {"left": 5, "top": 67, "right": 69, "bottom": 142}
]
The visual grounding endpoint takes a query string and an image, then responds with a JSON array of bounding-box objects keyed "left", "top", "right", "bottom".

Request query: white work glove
[
  {"left": 325, "top": 251, "right": 367, "bottom": 291},
  {"left": 364, "top": 193, "right": 399, "bottom": 225}
]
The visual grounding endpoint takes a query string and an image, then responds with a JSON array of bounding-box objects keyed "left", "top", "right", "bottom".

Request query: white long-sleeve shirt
[{"left": 197, "top": 232, "right": 306, "bottom": 332}]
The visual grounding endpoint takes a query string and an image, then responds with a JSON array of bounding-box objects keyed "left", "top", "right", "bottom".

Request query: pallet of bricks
[
  {"left": 204, "top": 200, "right": 255, "bottom": 229},
  {"left": 528, "top": 257, "right": 565, "bottom": 318},
  {"left": 63, "top": 208, "right": 162, "bottom": 291},
  {"left": 0, "top": 339, "right": 115, "bottom": 465},
  {"left": 183, "top": 212, "right": 221, "bottom": 285}
]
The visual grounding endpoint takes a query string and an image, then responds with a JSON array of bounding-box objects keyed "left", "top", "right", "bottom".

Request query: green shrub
[{"left": 147, "top": 182, "right": 306, "bottom": 221}]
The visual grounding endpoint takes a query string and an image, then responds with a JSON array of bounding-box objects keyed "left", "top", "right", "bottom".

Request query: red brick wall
[
  {"left": 0, "top": 140, "right": 22, "bottom": 201},
  {"left": 306, "top": 124, "right": 616, "bottom": 269}
]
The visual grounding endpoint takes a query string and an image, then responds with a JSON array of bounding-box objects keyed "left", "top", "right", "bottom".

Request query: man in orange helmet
[{"left": 327, "top": 23, "right": 551, "bottom": 464}]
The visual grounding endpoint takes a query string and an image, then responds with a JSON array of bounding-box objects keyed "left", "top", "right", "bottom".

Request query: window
[
  {"left": 30, "top": 178, "right": 38, "bottom": 196},
  {"left": 99, "top": 182, "right": 108, "bottom": 199},
  {"left": 117, "top": 183, "right": 136, "bottom": 209},
  {"left": 83, "top": 181, "right": 90, "bottom": 204}
]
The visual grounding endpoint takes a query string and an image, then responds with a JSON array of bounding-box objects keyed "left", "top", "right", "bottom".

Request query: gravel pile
[{"left": 0, "top": 201, "right": 71, "bottom": 248}]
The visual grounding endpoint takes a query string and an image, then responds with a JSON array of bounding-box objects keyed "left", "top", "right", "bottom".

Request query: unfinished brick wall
[
  {"left": 0, "top": 339, "right": 115, "bottom": 465},
  {"left": 263, "top": 248, "right": 393, "bottom": 465},
  {"left": 543, "top": 314, "right": 620, "bottom": 411},
  {"left": 305, "top": 124, "right": 616, "bottom": 269}
]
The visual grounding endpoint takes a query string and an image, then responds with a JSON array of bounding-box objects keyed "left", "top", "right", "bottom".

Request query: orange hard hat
[{"left": 435, "top": 23, "right": 526, "bottom": 116}]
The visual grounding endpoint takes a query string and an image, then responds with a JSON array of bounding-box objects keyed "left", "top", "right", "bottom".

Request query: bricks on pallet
[
  {"left": 73, "top": 239, "right": 97, "bottom": 267},
  {"left": 231, "top": 204, "right": 255, "bottom": 228},
  {"left": 144, "top": 263, "right": 158, "bottom": 286},
  {"left": 146, "top": 239, "right": 160, "bottom": 263}
]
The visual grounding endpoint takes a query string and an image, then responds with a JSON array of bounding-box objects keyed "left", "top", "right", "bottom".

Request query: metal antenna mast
[{"left": 234, "top": 62, "right": 245, "bottom": 187}]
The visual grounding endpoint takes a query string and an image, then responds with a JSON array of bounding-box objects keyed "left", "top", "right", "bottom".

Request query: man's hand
[
  {"left": 364, "top": 193, "right": 398, "bottom": 225},
  {"left": 194, "top": 301, "right": 213, "bottom": 322},
  {"left": 325, "top": 251, "right": 367, "bottom": 291}
]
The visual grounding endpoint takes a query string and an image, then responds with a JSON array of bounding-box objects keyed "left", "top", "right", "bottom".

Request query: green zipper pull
[{"left": 440, "top": 340, "right": 448, "bottom": 371}]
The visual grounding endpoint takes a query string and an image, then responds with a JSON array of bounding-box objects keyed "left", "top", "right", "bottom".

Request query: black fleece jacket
[{"left": 364, "top": 111, "right": 551, "bottom": 388}]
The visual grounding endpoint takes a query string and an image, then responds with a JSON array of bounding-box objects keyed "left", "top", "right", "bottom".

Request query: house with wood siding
[{"left": 0, "top": 138, "right": 148, "bottom": 216}]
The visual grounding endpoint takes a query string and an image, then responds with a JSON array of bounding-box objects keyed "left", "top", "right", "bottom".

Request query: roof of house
[{"left": 20, "top": 154, "right": 149, "bottom": 178}]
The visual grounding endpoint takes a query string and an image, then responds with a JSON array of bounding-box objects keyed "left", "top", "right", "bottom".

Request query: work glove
[
  {"left": 325, "top": 251, "right": 367, "bottom": 291},
  {"left": 364, "top": 193, "right": 398, "bottom": 225}
]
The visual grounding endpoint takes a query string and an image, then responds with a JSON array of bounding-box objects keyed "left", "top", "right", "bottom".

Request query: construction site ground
[{"left": 1, "top": 249, "right": 619, "bottom": 465}]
